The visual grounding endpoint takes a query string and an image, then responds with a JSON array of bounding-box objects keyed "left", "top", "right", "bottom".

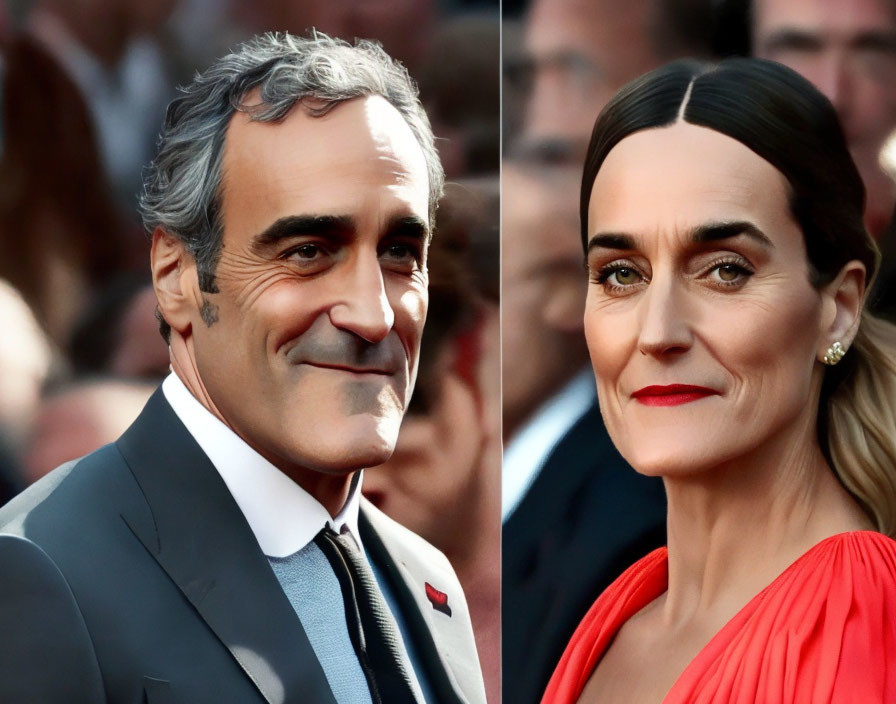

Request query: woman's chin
[{"left": 621, "top": 444, "right": 722, "bottom": 479}]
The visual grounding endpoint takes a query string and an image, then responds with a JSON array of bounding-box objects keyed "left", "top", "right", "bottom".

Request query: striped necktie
[{"left": 314, "top": 526, "right": 420, "bottom": 704}]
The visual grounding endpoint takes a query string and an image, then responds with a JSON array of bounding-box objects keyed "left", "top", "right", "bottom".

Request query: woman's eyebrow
[
  {"left": 586, "top": 232, "right": 636, "bottom": 253},
  {"left": 586, "top": 221, "right": 774, "bottom": 254},
  {"left": 691, "top": 221, "right": 774, "bottom": 248}
]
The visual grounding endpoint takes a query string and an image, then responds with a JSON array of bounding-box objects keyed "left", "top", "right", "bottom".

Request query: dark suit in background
[
  {"left": 0, "top": 390, "right": 484, "bottom": 704},
  {"left": 502, "top": 401, "right": 666, "bottom": 704}
]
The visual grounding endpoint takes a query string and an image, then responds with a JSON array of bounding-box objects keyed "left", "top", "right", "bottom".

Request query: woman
[{"left": 542, "top": 58, "right": 896, "bottom": 704}]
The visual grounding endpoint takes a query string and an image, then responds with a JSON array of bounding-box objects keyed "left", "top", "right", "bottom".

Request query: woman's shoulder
[
  {"left": 797, "top": 529, "right": 896, "bottom": 582},
  {"left": 731, "top": 530, "right": 896, "bottom": 703}
]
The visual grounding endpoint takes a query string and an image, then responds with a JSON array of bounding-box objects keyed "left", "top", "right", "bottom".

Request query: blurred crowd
[
  {"left": 502, "top": 0, "right": 896, "bottom": 702},
  {"left": 0, "top": 0, "right": 499, "bottom": 699},
  {"left": 8, "top": 0, "right": 896, "bottom": 700}
]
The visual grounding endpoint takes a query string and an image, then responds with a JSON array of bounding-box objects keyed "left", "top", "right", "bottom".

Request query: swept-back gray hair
[{"left": 140, "top": 31, "right": 444, "bottom": 296}]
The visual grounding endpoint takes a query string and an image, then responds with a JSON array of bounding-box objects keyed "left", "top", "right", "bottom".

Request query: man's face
[
  {"left": 189, "top": 96, "right": 430, "bottom": 480},
  {"left": 501, "top": 163, "right": 589, "bottom": 436},
  {"left": 754, "top": 0, "right": 896, "bottom": 232},
  {"left": 521, "top": 0, "right": 657, "bottom": 158}
]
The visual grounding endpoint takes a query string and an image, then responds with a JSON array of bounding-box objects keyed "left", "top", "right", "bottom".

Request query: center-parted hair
[
  {"left": 140, "top": 31, "right": 444, "bottom": 335},
  {"left": 581, "top": 57, "right": 896, "bottom": 536}
]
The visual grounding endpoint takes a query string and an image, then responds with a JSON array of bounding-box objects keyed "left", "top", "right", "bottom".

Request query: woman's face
[{"left": 585, "top": 121, "right": 831, "bottom": 476}]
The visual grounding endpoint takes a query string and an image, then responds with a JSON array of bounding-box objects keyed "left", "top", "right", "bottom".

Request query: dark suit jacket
[
  {"left": 0, "top": 389, "right": 486, "bottom": 704},
  {"left": 502, "top": 399, "right": 667, "bottom": 704}
]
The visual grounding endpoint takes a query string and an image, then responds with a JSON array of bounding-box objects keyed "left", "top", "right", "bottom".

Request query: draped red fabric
[{"left": 542, "top": 531, "right": 896, "bottom": 704}]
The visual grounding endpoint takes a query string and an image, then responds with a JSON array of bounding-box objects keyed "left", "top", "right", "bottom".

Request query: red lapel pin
[{"left": 425, "top": 582, "right": 452, "bottom": 616}]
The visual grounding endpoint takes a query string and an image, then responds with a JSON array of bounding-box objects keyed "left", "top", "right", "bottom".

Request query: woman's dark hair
[
  {"left": 581, "top": 58, "right": 877, "bottom": 284},
  {"left": 580, "top": 57, "right": 896, "bottom": 536}
]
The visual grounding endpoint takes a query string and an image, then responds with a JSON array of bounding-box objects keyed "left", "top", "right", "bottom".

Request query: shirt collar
[
  {"left": 162, "top": 373, "right": 362, "bottom": 558},
  {"left": 502, "top": 367, "right": 596, "bottom": 521}
]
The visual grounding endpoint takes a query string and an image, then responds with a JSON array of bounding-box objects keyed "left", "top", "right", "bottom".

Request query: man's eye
[
  {"left": 292, "top": 243, "right": 321, "bottom": 259},
  {"left": 382, "top": 243, "right": 421, "bottom": 264}
]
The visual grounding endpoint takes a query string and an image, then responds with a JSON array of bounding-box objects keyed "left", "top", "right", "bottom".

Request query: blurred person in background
[
  {"left": 0, "top": 36, "right": 128, "bottom": 346},
  {"left": 513, "top": 0, "right": 715, "bottom": 162},
  {"left": 22, "top": 377, "right": 156, "bottom": 485},
  {"left": 502, "top": 159, "right": 667, "bottom": 704},
  {"left": 68, "top": 275, "right": 171, "bottom": 381},
  {"left": 502, "top": 1, "right": 717, "bottom": 701},
  {"left": 0, "top": 278, "right": 53, "bottom": 463},
  {"left": 26, "top": 0, "right": 180, "bottom": 215},
  {"left": 364, "top": 181, "right": 501, "bottom": 703},
  {"left": 229, "top": 0, "right": 438, "bottom": 77},
  {"left": 750, "top": 0, "right": 896, "bottom": 318},
  {"left": 416, "top": 13, "right": 500, "bottom": 178},
  {"left": 753, "top": 0, "right": 896, "bottom": 241}
]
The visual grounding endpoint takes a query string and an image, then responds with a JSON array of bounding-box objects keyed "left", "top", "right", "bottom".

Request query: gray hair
[{"left": 140, "top": 31, "right": 444, "bottom": 299}]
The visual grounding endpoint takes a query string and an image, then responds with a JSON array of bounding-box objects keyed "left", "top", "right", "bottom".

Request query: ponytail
[{"left": 827, "top": 312, "right": 896, "bottom": 538}]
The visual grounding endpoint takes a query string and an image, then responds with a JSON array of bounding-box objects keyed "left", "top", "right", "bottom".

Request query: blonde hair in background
[{"left": 827, "top": 312, "right": 896, "bottom": 538}]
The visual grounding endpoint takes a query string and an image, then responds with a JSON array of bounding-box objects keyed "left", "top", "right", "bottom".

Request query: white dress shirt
[
  {"left": 162, "top": 373, "right": 361, "bottom": 557},
  {"left": 161, "top": 373, "right": 431, "bottom": 702},
  {"left": 502, "top": 368, "right": 597, "bottom": 521}
]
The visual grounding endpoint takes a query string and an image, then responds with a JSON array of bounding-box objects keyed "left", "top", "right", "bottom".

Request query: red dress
[{"left": 542, "top": 531, "right": 896, "bottom": 704}]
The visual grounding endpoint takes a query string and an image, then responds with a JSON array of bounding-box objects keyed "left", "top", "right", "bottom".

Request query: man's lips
[
  {"left": 631, "top": 384, "right": 719, "bottom": 407},
  {"left": 301, "top": 361, "right": 395, "bottom": 375}
]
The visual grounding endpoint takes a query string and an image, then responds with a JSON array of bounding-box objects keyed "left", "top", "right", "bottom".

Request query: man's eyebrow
[
  {"left": 586, "top": 232, "right": 637, "bottom": 253},
  {"left": 852, "top": 31, "right": 896, "bottom": 52},
  {"left": 386, "top": 215, "right": 431, "bottom": 242},
  {"left": 762, "top": 29, "right": 823, "bottom": 52},
  {"left": 691, "top": 221, "right": 774, "bottom": 248},
  {"left": 251, "top": 214, "right": 354, "bottom": 248}
]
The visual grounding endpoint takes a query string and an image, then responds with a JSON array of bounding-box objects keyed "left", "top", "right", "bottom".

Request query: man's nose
[
  {"left": 812, "top": 53, "right": 853, "bottom": 119},
  {"left": 636, "top": 275, "right": 693, "bottom": 358},
  {"left": 328, "top": 254, "right": 395, "bottom": 343}
]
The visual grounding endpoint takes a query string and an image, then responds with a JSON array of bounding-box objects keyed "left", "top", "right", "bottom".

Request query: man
[
  {"left": 501, "top": 2, "right": 715, "bottom": 700},
  {"left": 0, "top": 33, "right": 485, "bottom": 704},
  {"left": 514, "top": 0, "right": 714, "bottom": 162},
  {"left": 501, "top": 160, "right": 667, "bottom": 704},
  {"left": 753, "top": 0, "right": 896, "bottom": 240}
]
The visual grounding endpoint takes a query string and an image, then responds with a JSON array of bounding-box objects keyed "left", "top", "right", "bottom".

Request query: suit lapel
[
  {"left": 116, "top": 389, "right": 337, "bottom": 704},
  {"left": 360, "top": 502, "right": 484, "bottom": 704}
]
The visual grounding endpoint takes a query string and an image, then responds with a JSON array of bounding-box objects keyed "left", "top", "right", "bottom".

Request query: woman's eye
[
  {"left": 611, "top": 267, "right": 641, "bottom": 285},
  {"left": 708, "top": 262, "right": 752, "bottom": 285},
  {"left": 591, "top": 262, "right": 646, "bottom": 292}
]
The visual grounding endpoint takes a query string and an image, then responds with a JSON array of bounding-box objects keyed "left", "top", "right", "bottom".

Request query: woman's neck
[{"left": 660, "top": 414, "right": 872, "bottom": 627}]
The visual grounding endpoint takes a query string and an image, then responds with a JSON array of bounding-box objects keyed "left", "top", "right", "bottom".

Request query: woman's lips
[{"left": 631, "top": 384, "right": 719, "bottom": 407}]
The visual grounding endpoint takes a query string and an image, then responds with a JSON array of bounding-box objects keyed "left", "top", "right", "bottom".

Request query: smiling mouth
[
  {"left": 631, "top": 384, "right": 719, "bottom": 407},
  {"left": 302, "top": 362, "right": 394, "bottom": 375}
]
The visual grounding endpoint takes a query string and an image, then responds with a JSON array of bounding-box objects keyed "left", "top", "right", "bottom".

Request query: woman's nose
[{"left": 636, "top": 276, "right": 694, "bottom": 357}]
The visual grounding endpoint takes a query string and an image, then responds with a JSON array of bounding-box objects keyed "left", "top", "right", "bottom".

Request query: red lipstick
[{"left": 632, "top": 384, "right": 718, "bottom": 407}]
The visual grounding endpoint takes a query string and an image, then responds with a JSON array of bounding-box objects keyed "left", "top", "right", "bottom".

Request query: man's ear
[
  {"left": 151, "top": 228, "right": 197, "bottom": 337},
  {"left": 818, "top": 260, "right": 867, "bottom": 359}
]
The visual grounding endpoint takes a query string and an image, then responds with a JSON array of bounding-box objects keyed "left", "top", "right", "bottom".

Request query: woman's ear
[
  {"left": 818, "top": 260, "right": 866, "bottom": 360},
  {"left": 151, "top": 228, "right": 197, "bottom": 338}
]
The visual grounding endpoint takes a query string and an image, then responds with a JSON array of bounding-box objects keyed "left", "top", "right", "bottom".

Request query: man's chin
[{"left": 295, "top": 431, "right": 399, "bottom": 474}]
